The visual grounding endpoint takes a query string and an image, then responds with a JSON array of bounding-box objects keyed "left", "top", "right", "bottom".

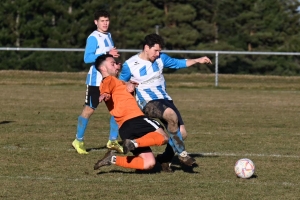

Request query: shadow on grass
[
  {"left": 235, "top": 174, "right": 258, "bottom": 179},
  {"left": 0, "top": 120, "right": 15, "bottom": 125},
  {"left": 189, "top": 153, "right": 219, "bottom": 158},
  {"left": 86, "top": 145, "right": 107, "bottom": 152},
  {"left": 96, "top": 154, "right": 200, "bottom": 175},
  {"left": 170, "top": 156, "right": 199, "bottom": 174},
  {"left": 87, "top": 141, "right": 124, "bottom": 153}
]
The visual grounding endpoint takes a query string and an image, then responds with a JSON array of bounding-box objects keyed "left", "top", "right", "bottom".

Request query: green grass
[{"left": 1, "top": 70, "right": 300, "bottom": 200}]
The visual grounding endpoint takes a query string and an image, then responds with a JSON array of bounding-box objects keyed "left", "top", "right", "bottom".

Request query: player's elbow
[
  {"left": 84, "top": 54, "right": 95, "bottom": 64},
  {"left": 83, "top": 56, "right": 90, "bottom": 64}
]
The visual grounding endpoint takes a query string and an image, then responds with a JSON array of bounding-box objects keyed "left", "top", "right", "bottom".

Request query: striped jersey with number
[
  {"left": 119, "top": 53, "right": 187, "bottom": 108},
  {"left": 85, "top": 31, "right": 114, "bottom": 86}
]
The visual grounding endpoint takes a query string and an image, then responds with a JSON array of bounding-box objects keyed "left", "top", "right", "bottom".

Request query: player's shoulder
[
  {"left": 88, "top": 30, "right": 111, "bottom": 38},
  {"left": 88, "top": 30, "right": 98, "bottom": 37},
  {"left": 158, "top": 52, "right": 171, "bottom": 60},
  {"left": 105, "top": 75, "right": 117, "bottom": 81},
  {"left": 124, "top": 54, "right": 140, "bottom": 65},
  {"left": 102, "top": 75, "right": 117, "bottom": 84}
]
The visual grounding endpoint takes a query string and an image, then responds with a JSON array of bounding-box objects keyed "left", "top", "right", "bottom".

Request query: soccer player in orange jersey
[{"left": 94, "top": 54, "right": 169, "bottom": 171}]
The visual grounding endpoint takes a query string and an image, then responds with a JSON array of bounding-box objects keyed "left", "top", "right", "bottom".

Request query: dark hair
[
  {"left": 95, "top": 54, "right": 113, "bottom": 72},
  {"left": 142, "top": 33, "right": 165, "bottom": 49},
  {"left": 94, "top": 10, "right": 110, "bottom": 20}
]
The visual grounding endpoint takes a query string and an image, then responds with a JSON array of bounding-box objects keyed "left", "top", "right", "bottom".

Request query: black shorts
[
  {"left": 84, "top": 85, "right": 100, "bottom": 109},
  {"left": 142, "top": 99, "right": 184, "bottom": 128},
  {"left": 119, "top": 116, "right": 162, "bottom": 155}
]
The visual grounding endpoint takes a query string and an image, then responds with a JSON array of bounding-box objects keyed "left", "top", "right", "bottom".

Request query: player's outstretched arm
[{"left": 186, "top": 56, "right": 212, "bottom": 67}]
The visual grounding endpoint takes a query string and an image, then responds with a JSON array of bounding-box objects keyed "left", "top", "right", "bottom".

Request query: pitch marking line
[
  {"left": 197, "top": 152, "right": 300, "bottom": 159},
  {"left": 0, "top": 175, "right": 298, "bottom": 187},
  {"left": 2, "top": 145, "right": 299, "bottom": 158}
]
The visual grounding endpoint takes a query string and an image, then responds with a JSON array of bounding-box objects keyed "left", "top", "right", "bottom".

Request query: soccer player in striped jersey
[
  {"left": 118, "top": 33, "right": 212, "bottom": 171},
  {"left": 93, "top": 54, "right": 169, "bottom": 171},
  {"left": 72, "top": 10, "right": 122, "bottom": 155}
]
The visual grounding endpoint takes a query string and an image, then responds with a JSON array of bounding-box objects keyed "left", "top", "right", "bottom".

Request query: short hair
[
  {"left": 94, "top": 10, "right": 110, "bottom": 20},
  {"left": 95, "top": 54, "right": 113, "bottom": 72},
  {"left": 142, "top": 33, "right": 165, "bottom": 49}
]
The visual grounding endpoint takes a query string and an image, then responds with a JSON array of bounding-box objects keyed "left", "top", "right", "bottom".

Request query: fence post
[{"left": 215, "top": 52, "right": 219, "bottom": 87}]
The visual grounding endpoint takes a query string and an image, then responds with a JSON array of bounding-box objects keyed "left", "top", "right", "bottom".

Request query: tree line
[{"left": 0, "top": 0, "right": 300, "bottom": 75}]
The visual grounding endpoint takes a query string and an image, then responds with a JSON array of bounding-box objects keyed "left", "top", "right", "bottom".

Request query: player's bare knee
[
  {"left": 181, "top": 131, "right": 187, "bottom": 140},
  {"left": 163, "top": 108, "right": 178, "bottom": 128},
  {"left": 167, "top": 124, "right": 178, "bottom": 133},
  {"left": 180, "top": 125, "right": 188, "bottom": 140},
  {"left": 81, "top": 106, "right": 94, "bottom": 118},
  {"left": 144, "top": 158, "right": 156, "bottom": 170},
  {"left": 140, "top": 153, "right": 156, "bottom": 170}
]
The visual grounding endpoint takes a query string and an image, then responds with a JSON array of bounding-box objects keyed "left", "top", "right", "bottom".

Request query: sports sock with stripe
[
  {"left": 115, "top": 156, "right": 144, "bottom": 170},
  {"left": 109, "top": 116, "right": 119, "bottom": 141},
  {"left": 134, "top": 131, "right": 165, "bottom": 147},
  {"left": 167, "top": 128, "right": 185, "bottom": 154},
  {"left": 76, "top": 116, "right": 89, "bottom": 141}
]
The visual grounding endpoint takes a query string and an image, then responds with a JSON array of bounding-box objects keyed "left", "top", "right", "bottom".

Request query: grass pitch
[{"left": 1, "top": 70, "right": 300, "bottom": 200}]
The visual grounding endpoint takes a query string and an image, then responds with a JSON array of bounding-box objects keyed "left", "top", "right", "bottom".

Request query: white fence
[{"left": 1, "top": 47, "right": 300, "bottom": 86}]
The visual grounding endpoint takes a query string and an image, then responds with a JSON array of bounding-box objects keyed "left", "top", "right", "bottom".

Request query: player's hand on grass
[{"left": 99, "top": 93, "right": 111, "bottom": 102}]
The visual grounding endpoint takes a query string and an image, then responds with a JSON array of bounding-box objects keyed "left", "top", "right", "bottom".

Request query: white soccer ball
[{"left": 234, "top": 158, "right": 255, "bottom": 179}]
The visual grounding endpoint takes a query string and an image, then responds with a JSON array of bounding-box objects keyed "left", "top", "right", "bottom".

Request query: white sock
[
  {"left": 111, "top": 156, "right": 116, "bottom": 164},
  {"left": 179, "top": 151, "right": 188, "bottom": 157},
  {"left": 131, "top": 140, "right": 138, "bottom": 148}
]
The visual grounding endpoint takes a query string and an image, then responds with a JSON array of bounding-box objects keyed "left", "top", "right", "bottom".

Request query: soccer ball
[{"left": 234, "top": 158, "right": 255, "bottom": 179}]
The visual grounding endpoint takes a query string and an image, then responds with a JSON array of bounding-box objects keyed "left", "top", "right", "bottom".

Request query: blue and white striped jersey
[
  {"left": 119, "top": 53, "right": 187, "bottom": 108},
  {"left": 85, "top": 31, "right": 115, "bottom": 86}
]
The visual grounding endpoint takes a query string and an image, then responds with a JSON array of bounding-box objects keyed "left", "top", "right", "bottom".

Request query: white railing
[{"left": 1, "top": 47, "right": 300, "bottom": 86}]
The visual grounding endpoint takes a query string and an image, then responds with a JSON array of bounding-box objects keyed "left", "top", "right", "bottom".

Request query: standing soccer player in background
[
  {"left": 118, "top": 33, "right": 212, "bottom": 171},
  {"left": 72, "top": 10, "right": 123, "bottom": 154}
]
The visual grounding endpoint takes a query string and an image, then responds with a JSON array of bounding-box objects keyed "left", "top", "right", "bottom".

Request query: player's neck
[
  {"left": 102, "top": 73, "right": 109, "bottom": 78},
  {"left": 138, "top": 52, "right": 151, "bottom": 62},
  {"left": 97, "top": 29, "right": 107, "bottom": 34}
]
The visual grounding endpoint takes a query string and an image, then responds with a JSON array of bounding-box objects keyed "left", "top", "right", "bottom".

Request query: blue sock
[
  {"left": 76, "top": 116, "right": 89, "bottom": 141},
  {"left": 109, "top": 116, "right": 119, "bottom": 141},
  {"left": 168, "top": 128, "right": 185, "bottom": 154},
  {"left": 167, "top": 137, "right": 177, "bottom": 153},
  {"left": 177, "top": 128, "right": 183, "bottom": 140}
]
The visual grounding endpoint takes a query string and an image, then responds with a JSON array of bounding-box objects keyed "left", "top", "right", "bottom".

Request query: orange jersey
[{"left": 100, "top": 76, "right": 144, "bottom": 127}]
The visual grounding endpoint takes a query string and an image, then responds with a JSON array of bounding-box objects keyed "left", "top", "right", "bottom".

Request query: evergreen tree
[
  {"left": 216, "top": 0, "right": 300, "bottom": 75},
  {"left": 110, "top": 0, "right": 164, "bottom": 49},
  {"left": 0, "top": 0, "right": 299, "bottom": 74}
]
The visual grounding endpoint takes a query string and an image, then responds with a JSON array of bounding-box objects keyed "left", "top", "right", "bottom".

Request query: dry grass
[{"left": 1, "top": 71, "right": 300, "bottom": 200}]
